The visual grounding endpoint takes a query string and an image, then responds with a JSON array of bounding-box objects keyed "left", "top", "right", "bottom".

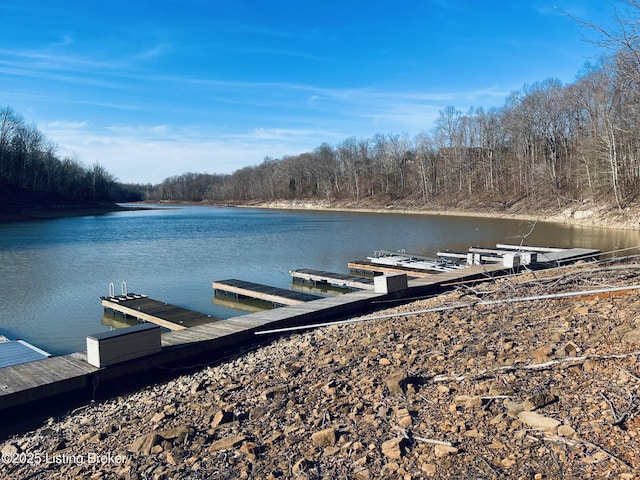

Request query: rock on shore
[{"left": 2, "top": 258, "right": 640, "bottom": 479}]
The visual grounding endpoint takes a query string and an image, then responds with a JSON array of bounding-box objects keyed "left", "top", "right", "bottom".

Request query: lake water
[{"left": 0, "top": 205, "right": 639, "bottom": 355}]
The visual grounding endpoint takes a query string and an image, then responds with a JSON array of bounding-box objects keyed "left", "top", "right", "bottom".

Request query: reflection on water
[
  {"left": 0, "top": 205, "right": 639, "bottom": 355},
  {"left": 290, "top": 282, "right": 355, "bottom": 296},
  {"left": 101, "top": 312, "right": 140, "bottom": 329},
  {"left": 212, "top": 294, "right": 274, "bottom": 313}
]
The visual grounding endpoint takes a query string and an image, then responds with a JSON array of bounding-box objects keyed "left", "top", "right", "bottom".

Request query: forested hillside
[
  {"left": 147, "top": 8, "right": 640, "bottom": 216},
  {"left": 148, "top": 66, "right": 640, "bottom": 213},
  {"left": 5, "top": 5, "right": 640, "bottom": 221},
  {"left": 0, "top": 107, "right": 142, "bottom": 216}
]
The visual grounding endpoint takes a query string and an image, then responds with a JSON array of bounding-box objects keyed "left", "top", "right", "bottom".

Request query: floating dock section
[
  {"left": 495, "top": 244, "right": 600, "bottom": 265},
  {"left": 0, "top": 243, "right": 602, "bottom": 427},
  {"left": 437, "top": 245, "right": 600, "bottom": 267},
  {"left": 0, "top": 336, "right": 51, "bottom": 369},
  {"left": 290, "top": 269, "right": 374, "bottom": 291},
  {"left": 0, "top": 353, "right": 98, "bottom": 413},
  {"left": 348, "top": 260, "right": 435, "bottom": 278},
  {"left": 367, "top": 250, "right": 464, "bottom": 272},
  {"left": 212, "top": 279, "right": 322, "bottom": 306},
  {"left": 101, "top": 294, "right": 220, "bottom": 330},
  {"left": 351, "top": 245, "right": 600, "bottom": 277}
]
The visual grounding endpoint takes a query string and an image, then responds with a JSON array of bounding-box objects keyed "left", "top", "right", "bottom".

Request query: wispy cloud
[
  {"left": 131, "top": 43, "right": 175, "bottom": 61},
  {"left": 237, "top": 47, "right": 333, "bottom": 62},
  {"left": 50, "top": 34, "right": 75, "bottom": 48},
  {"left": 45, "top": 120, "right": 88, "bottom": 129},
  {"left": 3, "top": 0, "right": 606, "bottom": 185},
  {"left": 246, "top": 127, "right": 342, "bottom": 142},
  {"left": 0, "top": 47, "right": 117, "bottom": 70},
  {"left": 38, "top": 122, "right": 332, "bottom": 183},
  {"left": 240, "top": 25, "right": 315, "bottom": 41},
  {"left": 35, "top": 78, "right": 511, "bottom": 183}
]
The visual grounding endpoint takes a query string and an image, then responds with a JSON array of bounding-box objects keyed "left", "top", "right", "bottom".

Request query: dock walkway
[
  {"left": 0, "top": 244, "right": 602, "bottom": 424},
  {"left": 0, "top": 354, "right": 98, "bottom": 411}
]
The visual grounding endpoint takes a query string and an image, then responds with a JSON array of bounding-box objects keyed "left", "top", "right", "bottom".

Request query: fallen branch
[
  {"left": 618, "top": 366, "right": 640, "bottom": 382},
  {"left": 256, "top": 286, "right": 640, "bottom": 336},
  {"left": 542, "top": 434, "right": 635, "bottom": 470},
  {"left": 413, "top": 436, "right": 454, "bottom": 447},
  {"left": 431, "top": 351, "right": 640, "bottom": 383},
  {"left": 600, "top": 392, "right": 629, "bottom": 427},
  {"left": 393, "top": 426, "right": 453, "bottom": 447},
  {"left": 514, "top": 264, "right": 640, "bottom": 289}
]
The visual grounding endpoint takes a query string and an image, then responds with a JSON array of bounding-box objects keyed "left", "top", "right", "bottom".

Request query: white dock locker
[
  {"left": 87, "top": 323, "right": 161, "bottom": 368},
  {"left": 373, "top": 273, "right": 408, "bottom": 294}
]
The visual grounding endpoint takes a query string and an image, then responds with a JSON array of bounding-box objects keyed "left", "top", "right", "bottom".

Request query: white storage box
[
  {"left": 374, "top": 274, "right": 408, "bottom": 294},
  {"left": 503, "top": 253, "right": 521, "bottom": 268},
  {"left": 87, "top": 323, "right": 161, "bottom": 368}
]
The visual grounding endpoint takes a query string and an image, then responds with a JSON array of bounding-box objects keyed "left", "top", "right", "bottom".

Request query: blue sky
[{"left": 0, "top": 0, "right": 615, "bottom": 184}]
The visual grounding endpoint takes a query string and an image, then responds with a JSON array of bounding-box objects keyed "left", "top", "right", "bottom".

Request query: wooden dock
[
  {"left": 497, "top": 245, "right": 600, "bottom": 264},
  {"left": 0, "top": 243, "right": 603, "bottom": 428},
  {"left": 467, "top": 245, "right": 601, "bottom": 266},
  {"left": 348, "top": 260, "right": 436, "bottom": 278},
  {"left": 0, "top": 272, "right": 465, "bottom": 419},
  {"left": 0, "top": 353, "right": 98, "bottom": 412},
  {"left": 0, "top": 262, "right": 515, "bottom": 415},
  {"left": 290, "top": 269, "right": 374, "bottom": 290},
  {"left": 212, "top": 279, "right": 322, "bottom": 306},
  {"left": 101, "top": 294, "right": 220, "bottom": 330},
  {"left": 367, "top": 250, "right": 465, "bottom": 272}
]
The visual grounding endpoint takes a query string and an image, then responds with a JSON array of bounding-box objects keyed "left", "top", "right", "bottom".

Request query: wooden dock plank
[
  {"left": 536, "top": 248, "right": 600, "bottom": 264},
  {"left": 212, "top": 279, "right": 322, "bottom": 306},
  {"left": 0, "top": 243, "right": 602, "bottom": 418},
  {"left": 101, "top": 296, "right": 220, "bottom": 330},
  {"left": 347, "top": 261, "right": 435, "bottom": 278},
  {"left": 291, "top": 269, "right": 374, "bottom": 290},
  {"left": 0, "top": 355, "right": 97, "bottom": 399},
  {"left": 408, "top": 263, "right": 508, "bottom": 289}
]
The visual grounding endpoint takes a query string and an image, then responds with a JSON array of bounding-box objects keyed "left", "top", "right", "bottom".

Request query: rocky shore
[
  {"left": 2, "top": 256, "right": 640, "bottom": 479},
  {"left": 237, "top": 199, "right": 640, "bottom": 231}
]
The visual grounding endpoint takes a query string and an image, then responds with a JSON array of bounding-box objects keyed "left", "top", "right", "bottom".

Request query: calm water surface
[{"left": 0, "top": 205, "right": 639, "bottom": 355}]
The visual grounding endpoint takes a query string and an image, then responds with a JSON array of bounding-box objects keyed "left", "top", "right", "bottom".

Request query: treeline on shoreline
[
  {"left": 147, "top": 7, "right": 640, "bottom": 213},
  {"left": 4, "top": 5, "right": 640, "bottom": 217},
  {"left": 149, "top": 70, "right": 640, "bottom": 213},
  {"left": 0, "top": 107, "right": 144, "bottom": 209}
]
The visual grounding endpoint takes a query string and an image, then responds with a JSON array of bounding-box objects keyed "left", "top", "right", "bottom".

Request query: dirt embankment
[
  {"left": 236, "top": 199, "right": 640, "bottom": 231},
  {"left": 2, "top": 257, "right": 640, "bottom": 479}
]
